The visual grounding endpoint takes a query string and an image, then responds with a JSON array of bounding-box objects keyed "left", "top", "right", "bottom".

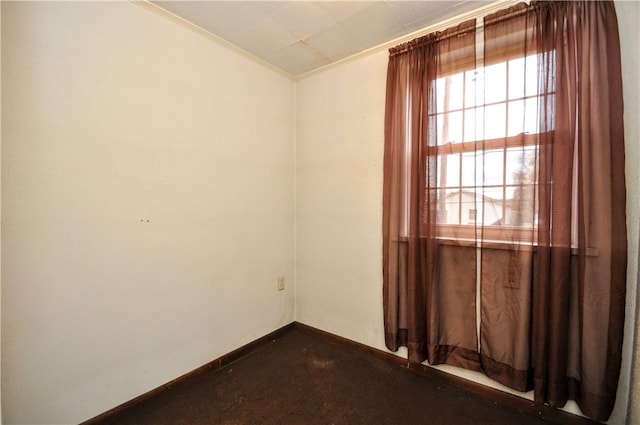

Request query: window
[
  {"left": 430, "top": 50, "right": 552, "bottom": 241},
  {"left": 383, "top": 4, "right": 627, "bottom": 421}
]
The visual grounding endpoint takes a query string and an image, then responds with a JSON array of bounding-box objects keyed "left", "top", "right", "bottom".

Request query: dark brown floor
[{"left": 89, "top": 329, "right": 593, "bottom": 425}]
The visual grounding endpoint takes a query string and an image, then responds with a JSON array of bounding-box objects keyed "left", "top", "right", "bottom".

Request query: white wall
[
  {"left": 295, "top": 2, "right": 640, "bottom": 425},
  {"left": 1, "top": 2, "right": 295, "bottom": 424},
  {"left": 296, "top": 50, "right": 387, "bottom": 345}
]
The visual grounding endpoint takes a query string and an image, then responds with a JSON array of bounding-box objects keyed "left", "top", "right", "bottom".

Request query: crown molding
[
  {"left": 132, "top": 0, "right": 523, "bottom": 82},
  {"left": 130, "top": 0, "right": 295, "bottom": 81},
  {"left": 295, "top": 0, "right": 523, "bottom": 81}
]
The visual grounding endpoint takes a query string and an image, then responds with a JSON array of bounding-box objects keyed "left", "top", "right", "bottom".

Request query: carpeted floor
[{"left": 89, "top": 329, "right": 595, "bottom": 425}]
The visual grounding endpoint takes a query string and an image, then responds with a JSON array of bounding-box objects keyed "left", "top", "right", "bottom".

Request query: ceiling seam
[
  {"left": 130, "top": 0, "right": 296, "bottom": 81},
  {"left": 294, "top": 0, "right": 521, "bottom": 81}
]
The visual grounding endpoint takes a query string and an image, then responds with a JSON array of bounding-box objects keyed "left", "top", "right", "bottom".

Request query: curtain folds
[{"left": 382, "top": 1, "right": 626, "bottom": 421}]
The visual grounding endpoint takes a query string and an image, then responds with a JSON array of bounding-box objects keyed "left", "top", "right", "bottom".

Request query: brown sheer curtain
[
  {"left": 383, "top": 20, "right": 479, "bottom": 367},
  {"left": 382, "top": 1, "right": 626, "bottom": 421}
]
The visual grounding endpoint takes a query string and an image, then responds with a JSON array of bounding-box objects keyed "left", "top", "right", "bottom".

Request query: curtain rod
[
  {"left": 389, "top": 20, "right": 477, "bottom": 57},
  {"left": 297, "top": 0, "right": 523, "bottom": 79}
]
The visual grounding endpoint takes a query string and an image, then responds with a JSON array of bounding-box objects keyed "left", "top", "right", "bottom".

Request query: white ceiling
[{"left": 151, "top": 1, "right": 493, "bottom": 76}]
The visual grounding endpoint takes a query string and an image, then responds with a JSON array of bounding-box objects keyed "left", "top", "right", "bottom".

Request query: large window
[{"left": 383, "top": 3, "right": 626, "bottom": 421}]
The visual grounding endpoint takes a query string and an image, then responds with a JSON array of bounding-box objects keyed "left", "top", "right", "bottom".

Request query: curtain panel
[{"left": 382, "top": 1, "right": 626, "bottom": 421}]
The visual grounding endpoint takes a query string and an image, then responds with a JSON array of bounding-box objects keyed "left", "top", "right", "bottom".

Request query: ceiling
[{"left": 151, "top": 1, "right": 493, "bottom": 76}]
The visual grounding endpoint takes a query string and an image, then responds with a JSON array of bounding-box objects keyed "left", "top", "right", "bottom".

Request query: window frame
[{"left": 423, "top": 48, "right": 552, "bottom": 244}]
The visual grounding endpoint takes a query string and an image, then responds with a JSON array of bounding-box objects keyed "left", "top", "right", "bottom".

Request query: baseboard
[
  {"left": 82, "top": 320, "right": 599, "bottom": 425},
  {"left": 80, "top": 322, "right": 296, "bottom": 425},
  {"left": 293, "top": 322, "right": 600, "bottom": 425}
]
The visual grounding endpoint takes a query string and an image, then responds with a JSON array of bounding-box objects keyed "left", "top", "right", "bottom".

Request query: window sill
[{"left": 394, "top": 235, "right": 599, "bottom": 256}]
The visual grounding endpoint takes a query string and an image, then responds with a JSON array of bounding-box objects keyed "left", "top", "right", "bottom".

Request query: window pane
[
  {"left": 460, "top": 189, "right": 477, "bottom": 225},
  {"left": 508, "top": 57, "right": 525, "bottom": 99},
  {"left": 448, "top": 73, "right": 464, "bottom": 111},
  {"left": 506, "top": 147, "right": 536, "bottom": 185},
  {"left": 481, "top": 149, "right": 504, "bottom": 186},
  {"left": 437, "top": 111, "right": 463, "bottom": 144},
  {"left": 479, "top": 187, "right": 504, "bottom": 225},
  {"left": 484, "top": 103, "right": 506, "bottom": 139},
  {"left": 505, "top": 148, "right": 525, "bottom": 185},
  {"left": 524, "top": 97, "right": 540, "bottom": 134},
  {"left": 524, "top": 54, "right": 540, "bottom": 97},
  {"left": 461, "top": 152, "right": 477, "bottom": 187},
  {"left": 483, "top": 62, "right": 507, "bottom": 104},
  {"left": 438, "top": 189, "right": 460, "bottom": 225},
  {"left": 437, "top": 154, "right": 460, "bottom": 188},
  {"left": 506, "top": 184, "right": 536, "bottom": 226},
  {"left": 436, "top": 73, "right": 464, "bottom": 112},
  {"left": 508, "top": 99, "right": 525, "bottom": 136},
  {"left": 464, "top": 107, "right": 484, "bottom": 142},
  {"left": 436, "top": 77, "right": 446, "bottom": 112},
  {"left": 507, "top": 98, "right": 539, "bottom": 136}
]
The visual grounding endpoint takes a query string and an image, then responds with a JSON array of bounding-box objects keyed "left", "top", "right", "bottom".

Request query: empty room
[{"left": 2, "top": 0, "right": 640, "bottom": 424}]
